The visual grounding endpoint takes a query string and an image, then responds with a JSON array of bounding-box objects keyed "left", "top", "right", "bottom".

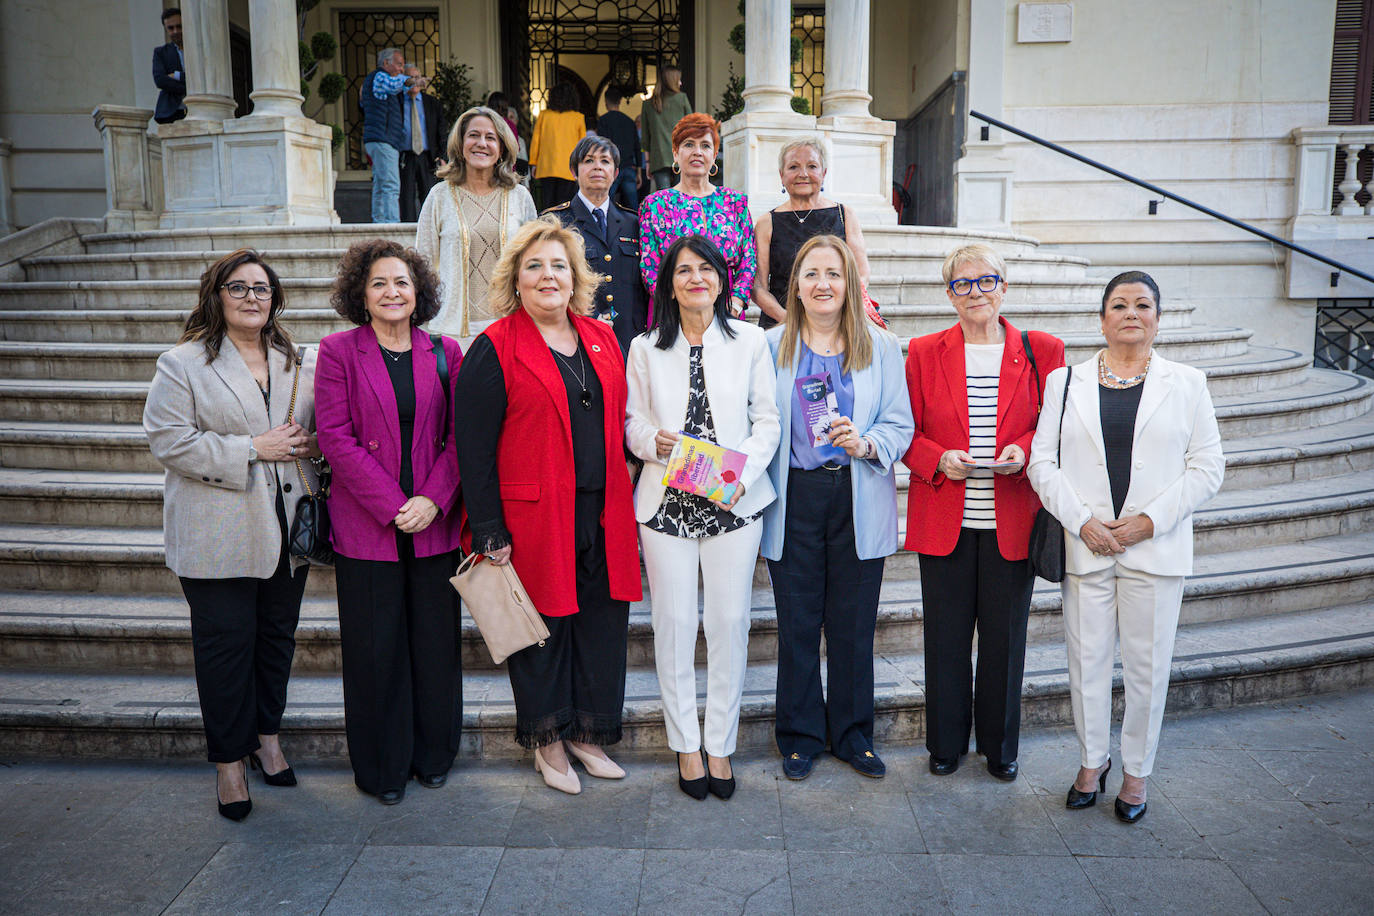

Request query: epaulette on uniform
[
  {"left": 544, "top": 202, "right": 571, "bottom": 213},
  {"left": 613, "top": 201, "right": 637, "bottom": 214}
]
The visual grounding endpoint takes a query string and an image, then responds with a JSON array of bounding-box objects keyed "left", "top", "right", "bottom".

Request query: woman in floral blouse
[{"left": 638, "top": 114, "right": 756, "bottom": 324}]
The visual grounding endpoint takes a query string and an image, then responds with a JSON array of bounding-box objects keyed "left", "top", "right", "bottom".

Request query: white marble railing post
[
  {"left": 742, "top": 0, "right": 795, "bottom": 113},
  {"left": 0, "top": 138, "right": 14, "bottom": 235},
  {"left": 820, "top": 0, "right": 872, "bottom": 118},
  {"left": 92, "top": 105, "right": 161, "bottom": 229},
  {"left": 1287, "top": 126, "right": 1374, "bottom": 299},
  {"left": 1337, "top": 143, "right": 1367, "bottom": 216},
  {"left": 246, "top": 0, "right": 305, "bottom": 119},
  {"left": 182, "top": 0, "right": 237, "bottom": 121}
]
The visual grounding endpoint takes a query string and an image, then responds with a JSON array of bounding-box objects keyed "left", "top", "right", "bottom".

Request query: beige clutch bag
[{"left": 450, "top": 552, "right": 549, "bottom": 665}]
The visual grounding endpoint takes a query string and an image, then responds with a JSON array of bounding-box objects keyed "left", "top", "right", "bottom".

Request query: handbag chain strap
[{"left": 285, "top": 349, "right": 316, "bottom": 500}]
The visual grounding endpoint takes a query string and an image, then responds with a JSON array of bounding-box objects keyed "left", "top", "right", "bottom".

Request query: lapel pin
[{"left": 591, "top": 344, "right": 602, "bottom": 353}]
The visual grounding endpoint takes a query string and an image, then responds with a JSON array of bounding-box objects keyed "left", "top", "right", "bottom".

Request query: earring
[
  {"left": 710, "top": 163, "right": 719, "bottom": 177},
  {"left": 672, "top": 162, "right": 681, "bottom": 174},
  {"left": 515, "top": 290, "right": 521, "bottom": 299}
]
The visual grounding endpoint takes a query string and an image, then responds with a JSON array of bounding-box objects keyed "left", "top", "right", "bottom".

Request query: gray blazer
[{"left": 143, "top": 339, "right": 319, "bottom": 579}]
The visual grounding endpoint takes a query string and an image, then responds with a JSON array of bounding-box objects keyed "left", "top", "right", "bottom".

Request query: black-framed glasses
[
  {"left": 221, "top": 282, "right": 273, "bottom": 300},
  {"left": 948, "top": 274, "right": 1002, "bottom": 296}
]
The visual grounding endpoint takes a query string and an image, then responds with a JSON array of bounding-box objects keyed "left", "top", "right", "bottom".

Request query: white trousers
[
  {"left": 1061, "top": 564, "right": 1185, "bottom": 778},
  {"left": 640, "top": 521, "right": 762, "bottom": 757}
]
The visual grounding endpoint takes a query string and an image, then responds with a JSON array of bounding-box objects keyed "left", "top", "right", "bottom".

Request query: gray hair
[
  {"left": 376, "top": 48, "right": 401, "bottom": 69},
  {"left": 570, "top": 134, "right": 621, "bottom": 174},
  {"left": 778, "top": 136, "right": 828, "bottom": 173},
  {"left": 941, "top": 243, "right": 1008, "bottom": 284}
]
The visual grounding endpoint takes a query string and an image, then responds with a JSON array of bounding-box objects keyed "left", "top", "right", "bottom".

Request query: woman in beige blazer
[{"left": 143, "top": 249, "right": 321, "bottom": 822}]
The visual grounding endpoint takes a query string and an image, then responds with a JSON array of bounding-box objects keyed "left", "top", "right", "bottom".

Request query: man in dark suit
[
  {"left": 152, "top": 7, "right": 186, "bottom": 124},
  {"left": 595, "top": 86, "right": 642, "bottom": 210},
  {"left": 543, "top": 135, "right": 648, "bottom": 356},
  {"left": 399, "top": 65, "right": 446, "bottom": 222}
]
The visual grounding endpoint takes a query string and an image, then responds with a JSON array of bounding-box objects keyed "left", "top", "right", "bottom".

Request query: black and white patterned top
[
  {"left": 645, "top": 345, "right": 756, "bottom": 538},
  {"left": 962, "top": 342, "right": 1002, "bottom": 529}
]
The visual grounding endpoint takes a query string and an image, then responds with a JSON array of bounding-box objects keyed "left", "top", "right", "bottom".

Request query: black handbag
[
  {"left": 286, "top": 348, "right": 335, "bottom": 566},
  {"left": 1024, "top": 332, "right": 1069, "bottom": 582}
]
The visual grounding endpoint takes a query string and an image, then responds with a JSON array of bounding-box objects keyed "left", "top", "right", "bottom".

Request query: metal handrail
[{"left": 969, "top": 109, "right": 1374, "bottom": 287}]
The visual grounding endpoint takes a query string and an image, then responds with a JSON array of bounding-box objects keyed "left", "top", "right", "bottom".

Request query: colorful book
[
  {"left": 661, "top": 433, "right": 748, "bottom": 504},
  {"left": 795, "top": 371, "right": 841, "bottom": 447}
]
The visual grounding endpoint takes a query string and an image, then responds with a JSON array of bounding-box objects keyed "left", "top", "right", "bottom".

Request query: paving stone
[
  {"left": 365, "top": 783, "right": 525, "bottom": 847},
  {"left": 1041, "top": 789, "right": 1215, "bottom": 859},
  {"left": 931, "top": 853, "right": 1106, "bottom": 914},
  {"left": 322, "top": 845, "right": 503, "bottom": 915},
  {"left": 6, "top": 835, "right": 221, "bottom": 915},
  {"left": 503, "top": 779, "right": 651, "bottom": 849},
  {"left": 912, "top": 791, "right": 1069, "bottom": 856},
  {"left": 1305, "top": 801, "right": 1374, "bottom": 862},
  {"left": 1247, "top": 747, "right": 1374, "bottom": 802},
  {"left": 645, "top": 765, "right": 784, "bottom": 849},
  {"left": 638, "top": 848, "right": 792, "bottom": 914},
  {"left": 1179, "top": 797, "right": 1367, "bottom": 865},
  {"left": 787, "top": 851, "right": 949, "bottom": 914},
  {"left": 1228, "top": 857, "right": 1374, "bottom": 914},
  {"left": 1079, "top": 856, "right": 1265, "bottom": 915},
  {"left": 481, "top": 847, "right": 643, "bottom": 915},
  {"left": 779, "top": 783, "right": 925, "bottom": 852},
  {"left": 163, "top": 842, "right": 361, "bottom": 915},
  {"left": 1146, "top": 747, "right": 1294, "bottom": 800}
]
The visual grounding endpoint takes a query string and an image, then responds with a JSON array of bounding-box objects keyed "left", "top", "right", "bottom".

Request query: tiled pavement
[{"left": 1, "top": 688, "right": 1371, "bottom": 915}]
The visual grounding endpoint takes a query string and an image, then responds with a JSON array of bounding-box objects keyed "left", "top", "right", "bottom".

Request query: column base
[
  {"left": 157, "top": 115, "right": 338, "bottom": 228},
  {"left": 721, "top": 110, "right": 819, "bottom": 221},
  {"left": 816, "top": 115, "right": 897, "bottom": 226},
  {"left": 954, "top": 145, "right": 1015, "bottom": 231}
]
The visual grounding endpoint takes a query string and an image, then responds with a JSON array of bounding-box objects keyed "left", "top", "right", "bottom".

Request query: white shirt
[
  {"left": 577, "top": 191, "right": 610, "bottom": 223},
  {"left": 962, "top": 342, "right": 1003, "bottom": 529}
]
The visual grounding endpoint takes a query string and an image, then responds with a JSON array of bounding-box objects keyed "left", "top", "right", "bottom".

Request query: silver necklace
[
  {"left": 379, "top": 344, "right": 408, "bottom": 363},
  {"left": 551, "top": 345, "right": 594, "bottom": 411},
  {"left": 1098, "top": 350, "right": 1151, "bottom": 388}
]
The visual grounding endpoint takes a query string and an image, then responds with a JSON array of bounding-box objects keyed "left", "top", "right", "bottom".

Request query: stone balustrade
[{"left": 1287, "top": 125, "right": 1374, "bottom": 298}]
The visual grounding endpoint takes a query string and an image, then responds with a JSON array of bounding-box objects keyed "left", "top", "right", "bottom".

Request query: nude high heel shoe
[
  {"left": 534, "top": 745, "right": 582, "bottom": 795},
  {"left": 567, "top": 742, "right": 626, "bottom": 779}
]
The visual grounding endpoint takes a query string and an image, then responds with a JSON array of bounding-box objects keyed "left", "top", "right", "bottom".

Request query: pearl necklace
[{"left": 1098, "top": 350, "right": 1151, "bottom": 388}]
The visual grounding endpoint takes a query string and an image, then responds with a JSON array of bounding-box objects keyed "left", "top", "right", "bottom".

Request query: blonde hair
[
  {"left": 777, "top": 235, "right": 873, "bottom": 374},
  {"left": 487, "top": 216, "right": 599, "bottom": 318},
  {"left": 436, "top": 106, "right": 519, "bottom": 189},
  {"left": 777, "top": 136, "right": 827, "bottom": 173},
  {"left": 941, "top": 243, "right": 1008, "bottom": 284}
]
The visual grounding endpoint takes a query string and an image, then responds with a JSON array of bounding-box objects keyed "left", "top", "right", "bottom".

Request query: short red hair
[{"left": 671, "top": 113, "right": 721, "bottom": 151}]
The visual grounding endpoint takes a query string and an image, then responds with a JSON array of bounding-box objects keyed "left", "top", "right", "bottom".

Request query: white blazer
[
  {"left": 625, "top": 319, "right": 781, "bottom": 522},
  {"left": 1027, "top": 351, "right": 1224, "bottom": 578}
]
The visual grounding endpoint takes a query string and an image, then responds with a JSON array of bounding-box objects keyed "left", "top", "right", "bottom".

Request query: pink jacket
[{"left": 315, "top": 325, "right": 463, "bottom": 561}]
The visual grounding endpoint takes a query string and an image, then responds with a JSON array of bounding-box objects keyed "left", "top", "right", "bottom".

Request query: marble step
[
  {"left": 0, "top": 278, "right": 335, "bottom": 311},
  {"left": 77, "top": 225, "right": 417, "bottom": 253},
  {"left": 864, "top": 253, "right": 1094, "bottom": 285},
  {"left": 21, "top": 249, "right": 360, "bottom": 283},
  {"left": 870, "top": 300, "right": 1192, "bottom": 338},
  {"left": 0, "top": 308, "right": 352, "bottom": 344},
  {"left": 0, "top": 601, "right": 1368, "bottom": 758},
  {"left": 861, "top": 224, "right": 1052, "bottom": 260}
]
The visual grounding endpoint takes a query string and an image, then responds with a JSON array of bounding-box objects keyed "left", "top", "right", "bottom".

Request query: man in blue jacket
[
  {"left": 360, "top": 48, "right": 422, "bottom": 224},
  {"left": 152, "top": 7, "right": 186, "bottom": 124}
]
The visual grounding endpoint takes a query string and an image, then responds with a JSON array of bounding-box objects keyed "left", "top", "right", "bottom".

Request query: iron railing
[{"left": 1316, "top": 300, "right": 1374, "bottom": 378}]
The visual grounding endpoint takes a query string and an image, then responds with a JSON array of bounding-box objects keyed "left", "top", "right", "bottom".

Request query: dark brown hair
[
  {"left": 329, "top": 239, "right": 442, "bottom": 326},
  {"left": 180, "top": 248, "right": 294, "bottom": 364}
]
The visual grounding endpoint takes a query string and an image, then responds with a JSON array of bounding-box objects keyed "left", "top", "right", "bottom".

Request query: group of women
[{"left": 143, "top": 104, "right": 1224, "bottom": 827}]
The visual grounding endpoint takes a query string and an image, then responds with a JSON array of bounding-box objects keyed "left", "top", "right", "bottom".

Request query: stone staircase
[{"left": 1, "top": 221, "right": 1371, "bottom": 760}]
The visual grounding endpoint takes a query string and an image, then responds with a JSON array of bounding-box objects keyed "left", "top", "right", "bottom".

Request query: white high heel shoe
[
  {"left": 566, "top": 741, "right": 626, "bottom": 779},
  {"left": 533, "top": 745, "right": 581, "bottom": 795}
]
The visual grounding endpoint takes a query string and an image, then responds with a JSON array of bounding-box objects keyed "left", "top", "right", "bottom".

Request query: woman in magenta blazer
[
  {"left": 315, "top": 239, "right": 463, "bottom": 806},
  {"left": 903, "top": 243, "right": 1064, "bottom": 782}
]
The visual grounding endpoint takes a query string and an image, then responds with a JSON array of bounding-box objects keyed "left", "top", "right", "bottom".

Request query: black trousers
[
  {"left": 767, "top": 467, "right": 885, "bottom": 761},
  {"left": 399, "top": 150, "right": 437, "bottom": 222},
  {"left": 180, "top": 541, "right": 308, "bottom": 764},
  {"left": 537, "top": 176, "right": 576, "bottom": 210},
  {"left": 333, "top": 532, "right": 462, "bottom": 795},
  {"left": 506, "top": 490, "right": 630, "bottom": 749},
  {"left": 917, "top": 527, "right": 1034, "bottom": 766}
]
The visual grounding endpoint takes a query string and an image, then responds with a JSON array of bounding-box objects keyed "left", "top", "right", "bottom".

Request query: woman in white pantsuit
[
  {"left": 626, "top": 235, "right": 780, "bottom": 801},
  {"left": 1028, "top": 271, "right": 1224, "bottom": 823}
]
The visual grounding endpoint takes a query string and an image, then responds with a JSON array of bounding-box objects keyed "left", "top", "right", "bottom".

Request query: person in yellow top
[{"left": 530, "top": 82, "right": 587, "bottom": 210}]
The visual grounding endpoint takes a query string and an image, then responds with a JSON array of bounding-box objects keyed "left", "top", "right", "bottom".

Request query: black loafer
[
  {"left": 1114, "top": 797, "right": 1147, "bottom": 823},
  {"left": 928, "top": 754, "right": 959, "bottom": 776},
  {"left": 378, "top": 787, "right": 406, "bottom": 806},
  {"left": 987, "top": 760, "right": 1019, "bottom": 782},
  {"left": 414, "top": 772, "right": 447, "bottom": 789},
  {"left": 846, "top": 749, "right": 886, "bottom": 779},
  {"left": 782, "top": 752, "right": 814, "bottom": 780}
]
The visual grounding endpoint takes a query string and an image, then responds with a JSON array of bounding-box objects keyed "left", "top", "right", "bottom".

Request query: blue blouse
[{"left": 788, "top": 343, "right": 855, "bottom": 469}]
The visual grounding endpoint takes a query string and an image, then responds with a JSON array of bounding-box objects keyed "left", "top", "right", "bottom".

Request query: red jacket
[
  {"left": 902, "top": 318, "right": 1065, "bottom": 560},
  {"left": 476, "top": 310, "right": 642, "bottom": 616}
]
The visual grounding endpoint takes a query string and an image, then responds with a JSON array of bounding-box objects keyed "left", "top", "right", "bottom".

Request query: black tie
[{"left": 591, "top": 207, "right": 606, "bottom": 241}]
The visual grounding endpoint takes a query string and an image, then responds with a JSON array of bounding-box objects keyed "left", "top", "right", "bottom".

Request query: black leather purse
[
  {"left": 286, "top": 348, "right": 335, "bottom": 566},
  {"left": 1024, "top": 332, "right": 1068, "bottom": 582}
]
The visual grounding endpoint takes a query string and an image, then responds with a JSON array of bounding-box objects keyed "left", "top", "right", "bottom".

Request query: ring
[{"left": 288, "top": 446, "right": 295, "bottom": 456}]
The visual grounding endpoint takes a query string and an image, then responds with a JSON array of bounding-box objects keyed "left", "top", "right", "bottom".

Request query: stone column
[
  {"left": 246, "top": 0, "right": 305, "bottom": 119},
  {"left": 819, "top": 0, "right": 872, "bottom": 118},
  {"left": 182, "top": 0, "right": 236, "bottom": 121},
  {"left": 92, "top": 106, "right": 161, "bottom": 230},
  {"left": 954, "top": 0, "right": 1014, "bottom": 230},
  {"left": 0, "top": 138, "right": 14, "bottom": 235},
  {"left": 742, "top": 0, "right": 795, "bottom": 113}
]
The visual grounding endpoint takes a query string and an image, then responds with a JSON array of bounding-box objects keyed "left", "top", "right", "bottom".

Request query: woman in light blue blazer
[{"left": 761, "top": 234, "right": 914, "bottom": 780}]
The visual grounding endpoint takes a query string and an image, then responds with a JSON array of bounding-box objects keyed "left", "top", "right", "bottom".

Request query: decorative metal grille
[
  {"left": 792, "top": 7, "right": 824, "bottom": 115},
  {"left": 339, "top": 11, "right": 442, "bottom": 170},
  {"left": 1315, "top": 299, "right": 1374, "bottom": 378}
]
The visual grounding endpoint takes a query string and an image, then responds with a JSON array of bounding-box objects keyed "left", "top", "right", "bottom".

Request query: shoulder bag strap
[
  {"left": 431, "top": 333, "right": 451, "bottom": 448},
  {"left": 1021, "top": 329, "right": 1042, "bottom": 414},
  {"left": 1055, "top": 365, "right": 1072, "bottom": 468}
]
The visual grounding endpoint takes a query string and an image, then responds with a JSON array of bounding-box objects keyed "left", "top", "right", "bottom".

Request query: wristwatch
[{"left": 248, "top": 442, "right": 258, "bottom": 463}]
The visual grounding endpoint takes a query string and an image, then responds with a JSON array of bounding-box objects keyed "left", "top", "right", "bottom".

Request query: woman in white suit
[
  {"left": 1028, "top": 271, "right": 1224, "bottom": 823},
  {"left": 144, "top": 249, "right": 322, "bottom": 821},
  {"left": 625, "top": 234, "right": 781, "bottom": 801},
  {"left": 761, "top": 235, "right": 913, "bottom": 781}
]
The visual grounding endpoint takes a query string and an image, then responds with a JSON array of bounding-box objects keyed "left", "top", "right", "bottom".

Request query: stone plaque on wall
[{"left": 1017, "top": 3, "right": 1072, "bottom": 43}]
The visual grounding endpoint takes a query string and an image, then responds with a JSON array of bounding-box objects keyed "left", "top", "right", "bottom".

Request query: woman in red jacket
[
  {"left": 903, "top": 244, "right": 1064, "bottom": 781},
  {"left": 454, "top": 216, "right": 641, "bottom": 795}
]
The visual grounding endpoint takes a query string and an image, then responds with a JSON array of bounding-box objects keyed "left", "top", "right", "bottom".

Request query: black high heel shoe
[
  {"left": 677, "top": 753, "right": 708, "bottom": 801},
  {"left": 707, "top": 756, "right": 736, "bottom": 800},
  {"left": 248, "top": 751, "right": 297, "bottom": 787},
  {"left": 1065, "top": 758, "right": 1111, "bottom": 810},
  {"left": 217, "top": 760, "right": 252, "bottom": 822}
]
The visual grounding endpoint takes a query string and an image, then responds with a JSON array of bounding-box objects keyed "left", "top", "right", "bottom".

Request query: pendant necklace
[
  {"left": 552, "top": 345, "right": 594, "bottom": 410},
  {"left": 793, "top": 207, "right": 813, "bottom": 224},
  {"left": 379, "top": 345, "right": 407, "bottom": 363}
]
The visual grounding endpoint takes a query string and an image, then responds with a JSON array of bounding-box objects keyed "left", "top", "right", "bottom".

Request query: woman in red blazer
[
  {"left": 903, "top": 244, "right": 1064, "bottom": 781},
  {"left": 315, "top": 240, "right": 463, "bottom": 806},
  {"left": 454, "top": 216, "right": 641, "bottom": 795}
]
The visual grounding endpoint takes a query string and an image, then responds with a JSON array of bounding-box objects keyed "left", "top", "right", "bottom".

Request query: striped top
[{"left": 962, "top": 342, "right": 1003, "bottom": 529}]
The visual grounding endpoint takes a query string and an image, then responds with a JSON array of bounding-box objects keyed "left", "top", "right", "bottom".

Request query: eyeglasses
[
  {"left": 948, "top": 274, "right": 1002, "bottom": 296},
  {"left": 220, "top": 282, "right": 273, "bottom": 300}
]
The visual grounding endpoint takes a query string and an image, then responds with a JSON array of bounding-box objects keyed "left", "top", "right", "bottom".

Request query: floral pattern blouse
[{"left": 639, "top": 187, "right": 756, "bottom": 322}]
